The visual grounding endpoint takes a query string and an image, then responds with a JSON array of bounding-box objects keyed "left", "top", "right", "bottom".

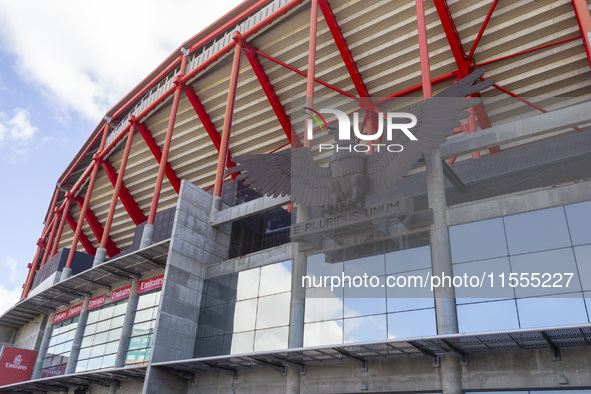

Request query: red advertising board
[
  {"left": 111, "top": 284, "right": 132, "bottom": 302},
  {"left": 52, "top": 303, "right": 83, "bottom": 324},
  {"left": 87, "top": 294, "right": 106, "bottom": 310},
  {"left": 0, "top": 346, "right": 37, "bottom": 386},
  {"left": 137, "top": 274, "right": 164, "bottom": 294}
]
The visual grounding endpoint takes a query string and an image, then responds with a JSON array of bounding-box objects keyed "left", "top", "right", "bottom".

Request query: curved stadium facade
[{"left": 2, "top": 0, "right": 591, "bottom": 393}]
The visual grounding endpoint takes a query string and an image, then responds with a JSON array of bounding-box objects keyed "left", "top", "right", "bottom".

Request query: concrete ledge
[
  {"left": 211, "top": 195, "right": 291, "bottom": 226},
  {"left": 440, "top": 100, "right": 591, "bottom": 159}
]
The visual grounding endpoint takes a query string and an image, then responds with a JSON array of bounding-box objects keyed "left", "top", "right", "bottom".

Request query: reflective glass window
[
  {"left": 195, "top": 261, "right": 293, "bottom": 357},
  {"left": 510, "top": 248, "right": 581, "bottom": 298},
  {"left": 517, "top": 294, "right": 589, "bottom": 328},
  {"left": 387, "top": 309, "right": 436, "bottom": 339},
  {"left": 76, "top": 299, "right": 127, "bottom": 372},
  {"left": 386, "top": 246, "right": 431, "bottom": 274},
  {"left": 565, "top": 201, "right": 591, "bottom": 246},
  {"left": 457, "top": 300, "right": 519, "bottom": 333},
  {"left": 303, "top": 320, "right": 343, "bottom": 347},
  {"left": 344, "top": 315, "right": 387, "bottom": 343},
  {"left": 453, "top": 258, "right": 514, "bottom": 303},
  {"left": 574, "top": 245, "right": 591, "bottom": 291},
  {"left": 236, "top": 268, "right": 260, "bottom": 301},
  {"left": 256, "top": 292, "right": 290, "bottom": 329},
  {"left": 40, "top": 316, "right": 79, "bottom": 378},
  {"left": 305, "top": 286, "right": 344, "bottom": 322},
  {"left": 253, "top": 326, "right": 289, "bottom": 352},
  {"left": 125, "top": 289, "right": 161, "bottom": 365},
  {"left": 450, "top": 218, "right": 507, "bottom": 263},
  {"left": 504, "top": 207, "right": 571, "bottom": 255},
  {"left": 259, "top": 260, "right": 292, "bottom": 296},
  {"left": 344, "top": 254, "right": 385, "bottom": 277}
]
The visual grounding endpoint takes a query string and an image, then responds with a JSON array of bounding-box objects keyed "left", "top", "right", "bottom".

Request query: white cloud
[
  {"left": 0, "top": 284, "right": 21, "bottom": 316},
  {"left": 0, "top": 108, "right": 38, "bottom": 161},
  {"left": 0, "top": 0, "right": 243, "bottom": 122},
  {"left": 3, "top": 256, "right": 19, "bottom": 283}
]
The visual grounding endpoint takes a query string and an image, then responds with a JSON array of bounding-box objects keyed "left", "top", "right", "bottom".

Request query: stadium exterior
[{"left": 1, "top": 0, "right": 591, "bottom": 393}]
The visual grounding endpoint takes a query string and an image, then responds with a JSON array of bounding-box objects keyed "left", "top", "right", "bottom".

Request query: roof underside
[{"left": 45, "top": 0, "right": 591, "bottom": 262}]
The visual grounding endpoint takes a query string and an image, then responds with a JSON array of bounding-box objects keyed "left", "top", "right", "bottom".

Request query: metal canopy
[
  {"left": 0, "top": 240, "right": 169, "bottom": 329},
  {"left": 152, "top": 324, "right": 591, "bottom": 376},
  {"left": 0, "top": 366, "right": 146, "bottom": 393}
]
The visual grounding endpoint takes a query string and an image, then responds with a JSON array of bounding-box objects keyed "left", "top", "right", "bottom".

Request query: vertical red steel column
[
  {"left": 21, "top": 186, "right": 60, "bottom": 298},
  {"left": 212, "top": 33, "right": 243, "bottom": 213},
  {"left": 416, "top": 0, "right": 432, "bottom": 99},
  {"left": 304, "top": 0, "right": 319, "bottom": 149},
  {"left": 141, "top": 55, "right": 188, "bottom": 247},
  {"left": 49, "top": 193, "right": 73, "bottom": 258},
  {"left": 62, "top": 124, "right": 109, "bottom": 280},
  {"left": 40, "top": 209, "right": 61, "bottom": 266},
  {"left": 21, "top": 240, "right": 45, "bottom": 298},
  {"left": 572, "top": 0, "right": 591, "bottom": 69},
  {"left": 94, "top": 122, "right": 137, "bottom": 266}
]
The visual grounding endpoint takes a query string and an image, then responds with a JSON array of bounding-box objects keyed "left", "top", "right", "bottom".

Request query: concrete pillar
[
  {"left": 60, "top": 267, "right": 72, "bottom": 281},
  {"left": 425, "top": 150, "right": 462, "bottom": 394},
  {"left": 108, "top": 381, "right": 118, "bottom": 394},
  {"left": 286, "top": 206, "right": 310, "bottom": 394},
  {"left": 114, "top": 276, "right": 140, "bottom": 368},
  {"left": 140, "top": 224, "right": 155, "bottom": 249},
  {"left": 65, "top": 296, "right": 90, "bottom": 374},
  {"left": 31, "top": 312, "right": 54, "bottom": 379},
  {"left": 92, "top": 247, "right": 108, "bottom": 267}
]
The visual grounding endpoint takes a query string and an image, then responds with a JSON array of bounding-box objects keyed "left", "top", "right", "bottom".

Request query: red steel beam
[
  {"left": 65, "top": 125, "right": 109, "bottom": 271},
  {"left": 416, "top": 0, "right": 433, "bottom": 98},
  {"left": 244, "top": 45, "right": 302, "bottom": 148},
  {"left": 182, "top": 85, "right": 240, "bottom": 168},
  {"left": 482, "top": 77, "right": 586, "bottom": 133},
  {"left": 318, "top": 0, "right": 369, "bottom": 98},
  {"left": 21, "top": 240, "right": 45, "bottom": 298},
  {"left": 572, "top": 0, "right": 591, "bottom": 69},
  {"left": 433, "top": 0, "right": 472, "bottom": 75},
  {"left": 40, "top": 209, "right": 60, "bottom": 267},
  {"left": 146, "top": 55, "right": 189, "bottom": 226},
  {"left": 73, "top": 197, "right": 121, "bottom": 257},
  {"left": 256, "top": 50, "right": 358, "bottom": 99},
  {"left": 21, "top": 179, "right": 57, "bottom": 298},
  {"left": 49, "top": 194, "right": 73, "bottom": 258},
  {"left": 375, "top": 71, "right": 458, "bottom": 104},
  {"left": 214, "top": 33, "right": 243, "bottom": 198},
  {"left": 100, "top": 124, "right": 137, "bottom": 252},
  {"left": 467, "top": 0, "right": 499, "bottom": 61},
  {"left": 65, "top": 213, "right": 97, "bottom": 256},
  {"left": 304, "top": 0, "right": 320, "bottom": 149},
  {"left": 473, "top": 35, "right": 582, "bottom": 67},
  {"left": 101, "top": 159, "right": 147, "bottom": 225},
  {"left": 136, "top": 122, "right": 182, "bottom": 194}
]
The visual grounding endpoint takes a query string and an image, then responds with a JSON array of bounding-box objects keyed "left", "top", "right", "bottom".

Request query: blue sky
[{"left": 0, "top": 0, "right": 243, "bottom": 313}]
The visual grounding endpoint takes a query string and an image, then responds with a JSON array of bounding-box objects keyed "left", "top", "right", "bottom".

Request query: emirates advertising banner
[{"left": 0, "top": 346, "right": 36, "bottom": 386}]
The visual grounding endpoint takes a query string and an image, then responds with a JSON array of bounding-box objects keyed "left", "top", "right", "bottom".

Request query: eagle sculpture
[{"left": 227, "top": 70, "right": 492, "bottom": 214}]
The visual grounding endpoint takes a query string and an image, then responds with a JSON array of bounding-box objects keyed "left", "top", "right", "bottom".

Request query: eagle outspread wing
[
  {"left": 227, "top": 69, "right": 492, "bottom": 206},
  {"left": 367, "top": 69, "right": 493, "bottom": 194},
  {"left": 226, "top": 147, "right": 332, "bottom": 207}
]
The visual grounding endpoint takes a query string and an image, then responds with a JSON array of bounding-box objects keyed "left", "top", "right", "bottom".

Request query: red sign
[
  {"left": 52, "top": 303, "right": 83, "bottom": 324},
  {"left": 40, "top": 362, "right": 67, "bottom": 379},
  {"left": 87, "top": 294, "right": 106, "bottom": 310},
  {"left": 0, "top": 347, "right": 37, "bottom": 386},
  {"left": 138, "top": 275, "right": 164, "bottom": 294},
  {"left": 111, "top": 284, "right": 132, "bottom": 302}
]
